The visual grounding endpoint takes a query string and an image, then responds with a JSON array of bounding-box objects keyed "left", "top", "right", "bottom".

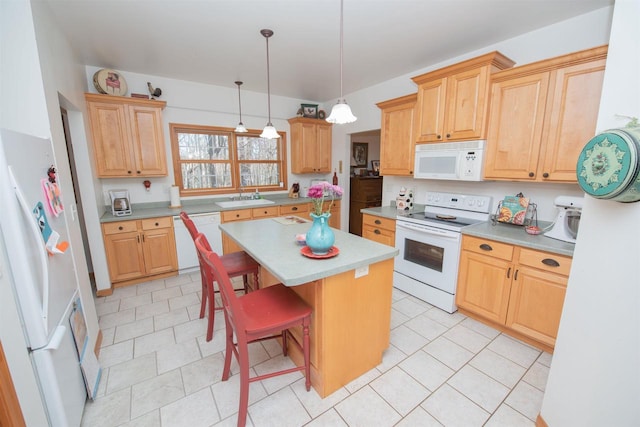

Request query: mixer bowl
[{"left": 566, "top": 211, "right": 581, "bottom": 238}]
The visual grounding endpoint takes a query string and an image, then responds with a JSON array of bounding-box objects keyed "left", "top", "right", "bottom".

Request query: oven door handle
[{"left": 396, "top": 221, "right": 459, "bottom": 239}]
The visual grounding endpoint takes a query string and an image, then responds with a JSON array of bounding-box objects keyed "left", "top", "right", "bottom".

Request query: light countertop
[
  {"left": 360, "top": 206, "right": 575, "bottom": 257},
  {"left": 219, "top": 218, "right": 398, "bottom": 287},
  {"left": 100, "top": 195, "right": 336, "bottom": 223}
]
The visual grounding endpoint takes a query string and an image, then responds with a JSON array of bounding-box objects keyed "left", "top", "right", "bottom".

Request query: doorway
[{"left": 60, "top": 108, "right": 93, "bottom": 275}]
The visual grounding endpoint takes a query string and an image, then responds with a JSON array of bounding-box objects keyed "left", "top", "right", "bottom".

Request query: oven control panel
[{"left": 425, "top": 192, "right": 492, "bottom": 214}]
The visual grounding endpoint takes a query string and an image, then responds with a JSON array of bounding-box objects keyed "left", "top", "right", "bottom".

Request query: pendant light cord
[
  {"left": 265, "top": 33, "right": 273, "bottom": 125},
  {"left": 235, "top": 81, "right": 243, "bottom": 122},
  {"left": 339, "top": 0, "right": 344, "bottom": 99}
]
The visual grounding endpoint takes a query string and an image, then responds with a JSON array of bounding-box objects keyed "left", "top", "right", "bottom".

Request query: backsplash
[{"left": 382, "top": 176, "right": 583, "bottom": 222}]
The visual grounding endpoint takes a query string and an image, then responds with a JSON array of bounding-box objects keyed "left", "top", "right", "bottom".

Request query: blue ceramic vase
[{"left": 305, "top": 213, "right": 334, "bottom": 255}]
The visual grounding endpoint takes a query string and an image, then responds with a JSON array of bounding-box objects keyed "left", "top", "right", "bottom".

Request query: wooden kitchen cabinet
[
  {"left": 376, "top": 94, "right": 417, "bottom": 176},
  {"left": 85, "top": 93, "right": 168, "bottom": 178},
  {"left": 412, "top": 52, "right": 514, "bottom": 143},
  {"left": 456, "top": 235, "right": 571, "bottom": 351},
  {"left": 102, "top": 217, "right": 177, "bottom": 286},
  {"left": 288, "top": 117, "right": 332, "bottom": 173},
  {"left": 484, "top": 45, "right": 607, "bottom": 182},
  {"left": 362, "top": 214, "right": 396, "bottom": 247}
]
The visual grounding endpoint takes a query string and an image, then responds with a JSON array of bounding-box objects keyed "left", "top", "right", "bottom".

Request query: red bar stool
[
  {"left": 179, "top": 211, "right": 259, "bottom": 341},
  {"left": 195, "top": 234, "right": 312, "bottom": 427}
]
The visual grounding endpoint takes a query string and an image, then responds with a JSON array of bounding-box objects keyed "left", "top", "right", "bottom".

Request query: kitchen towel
[{"left": 170, "top": 185, "right": 181, "bottom": 207}]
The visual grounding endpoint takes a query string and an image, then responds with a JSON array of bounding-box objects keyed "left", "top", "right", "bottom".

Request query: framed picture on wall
[
  {"left": 371, "top": 160, "right": 380, "bottom": 172},
  {"left": 352, "top": 143, "right": 368, "bottom": 167}
]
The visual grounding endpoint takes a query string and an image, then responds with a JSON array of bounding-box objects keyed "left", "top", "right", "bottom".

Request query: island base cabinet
[
  {"left": 263, "top": 259, "right": 394, "bottom": 398},
  {"left": 456, "top": 235, "right": 571, "bottom": 352}
]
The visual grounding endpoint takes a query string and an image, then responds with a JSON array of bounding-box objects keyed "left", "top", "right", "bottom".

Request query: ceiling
[{"left": 41, "top": 0, "right": 613, "bottom": 102}]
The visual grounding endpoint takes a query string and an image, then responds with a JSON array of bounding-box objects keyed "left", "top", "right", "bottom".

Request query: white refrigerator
[{"left": 0, "top": 129, "right": 90, "bottom": 426}]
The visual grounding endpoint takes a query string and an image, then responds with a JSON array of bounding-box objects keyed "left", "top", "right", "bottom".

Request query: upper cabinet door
[
  {"left": 414, "top": 78, "right": 447, "bottom": 143},
  {"left": 539, "top": 58, "right": 606, "bottom": 182},
  {"left": 445, "top": 66, "right": 489, "bottom": 141},
  {"left": 87, "top": 101, "right": 134, "bottom": 177},
  {"left": 127, "top": 104, "right": 168, "bottom": 176},
  {"left": 484, "top": 72, "right": 551, "bottom": 180},
  {"left": 377, "top": 93, "right": 417, "bottom": 176}
]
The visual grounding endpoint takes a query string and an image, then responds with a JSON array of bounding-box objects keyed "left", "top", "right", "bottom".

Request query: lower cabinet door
[
  {"left": 142, "top": 228, "right": 178, "bottom": 275},
  {"left": 505, "top": 266, "right": 567, "bottom": 347},
  {"left": 456, "top": 251, "right": 513, "bottom": 324},
  {"left": 104, "top": 231, "right": 146, "bottom": 282}
]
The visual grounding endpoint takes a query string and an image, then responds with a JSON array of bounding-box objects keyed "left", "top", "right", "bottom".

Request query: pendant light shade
[
  {"left": 326, "top": 0, "right": 357, "bottom": 124},
  {"left": 260, "top": 29, "right": 280, "bottom": 139},
  {"left": 234, "top": 81, "right": 248, "bottom": 133}
]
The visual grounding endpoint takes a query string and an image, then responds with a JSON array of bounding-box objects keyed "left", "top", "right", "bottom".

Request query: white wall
[{"left": 540, "top": 1, "right": 640, "bottom": 425}]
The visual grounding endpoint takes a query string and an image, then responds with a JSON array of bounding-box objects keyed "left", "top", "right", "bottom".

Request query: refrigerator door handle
[{"left": 8, "top": 166, "right": 49, "bottom": 327}]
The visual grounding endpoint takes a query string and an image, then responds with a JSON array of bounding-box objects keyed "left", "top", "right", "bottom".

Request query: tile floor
[{"left": 82, "top": 271, "right": 551, "bottom": 427}]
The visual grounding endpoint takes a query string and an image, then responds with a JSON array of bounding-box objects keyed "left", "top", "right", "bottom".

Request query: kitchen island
[{"left": 219, "top": 218, "right": 398, "bottom": 397}]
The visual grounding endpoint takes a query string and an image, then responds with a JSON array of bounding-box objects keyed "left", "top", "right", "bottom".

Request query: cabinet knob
[
  {"left": 479, "top": 243, "right": 493, "bottom": 251},
  {"left": 137, "top": 171, "right": 141, "bottom": 174},
  {"left": 446, "top": 133, "right": 451, "bottom": 138},
  {"left": 118, "top": 226, "right": 123, "bottom": 230},
  {"left": 263, "top": 210, "right": 267, "bottom": 214},
  {"left": 514, "top": 269, "right": 519, "bottom": 280},
  {"left": 529, "top": 172, "right": 535, "bottom": 177},
  {"left": 236, "top": 214, "right": 240, "bottom": 218},
  {"left": 437, "top": 135, "right": 442, "bottom": 139},
  {"left": 507, "top": 267, "right": 511, "bottom": 279},
  {"left": 292, "top": 207, "right": 298, "bottom": 211},
  {"left": 127, "top": 171, "right": 132, "bottom": 174},
  {"left": 542, "top": 172, "right": 549, "bottom": 178},
  {"left": 155, "top": 222, "right": 159, "bottom": 226},
  {"left": 542, "top": 258, "right": 560, "bottom": 267},
  {"left": 374, "top": 229, "right": 381, "bottom": 234},
  {"left": 375, "top": 219, "right": 381, "bottom": 225}
]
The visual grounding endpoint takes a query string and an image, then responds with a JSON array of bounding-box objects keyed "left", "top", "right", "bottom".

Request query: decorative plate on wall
[
  {"left": 577, "top": 127, "right": 640, "bottom": 203},
  {"left": 93, "top": 69, "right": 128, "bottom": 96}
]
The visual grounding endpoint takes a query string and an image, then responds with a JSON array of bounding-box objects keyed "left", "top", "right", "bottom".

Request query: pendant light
[
  {"left": 234, "top": 81, "right": 248, "bottom": 133},
  {"left": 260, "top": 29, "right": 280, "bottom": 139},
  {"left": 326, "top": 0, "right": 357, "bottom": 124}
]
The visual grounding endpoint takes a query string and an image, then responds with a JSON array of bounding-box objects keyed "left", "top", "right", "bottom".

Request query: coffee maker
[
  {"left": 544, "top": 196, "right": 583, "bottom": 243},
  {"left": 109, "top": 189, "right": 132, "bottom": 216}
]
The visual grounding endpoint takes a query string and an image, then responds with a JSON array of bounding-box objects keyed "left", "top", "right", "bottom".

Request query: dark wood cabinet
[{"left": 349, "top": 177, "right": 383, "bottom": 236}]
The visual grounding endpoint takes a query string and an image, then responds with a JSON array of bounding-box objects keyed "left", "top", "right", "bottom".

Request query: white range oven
[{"left": 394, "top": 191, "right": 491, "bottom": 313}]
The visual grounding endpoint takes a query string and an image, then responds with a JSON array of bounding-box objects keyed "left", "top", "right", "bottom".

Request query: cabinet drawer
[
  {"left": 141, "top": 217, "right": 172, "bottom": 230},
  {"left": 103, "top": 220, "right": 137, "bottom": 234},
  {"left": 462, "top": 235, "right": 513, "bottom": 261},
  {"left": 252, "top": 206, "right": 279, "bottom": 218},
  {"left": 518, "top": 248, "right": 572, "bottom": 276},
  {"left": 362, "top": 215, "right": 395, "bottom": 232},
  {"left": 362, "top": 225, "right": 395, "bottom": 246},
  {"left": 222, "top": 209, "right": 252, "bottom": 222},
  {"left": 280, "top": 204, "right": 309, "bottom": 215}
]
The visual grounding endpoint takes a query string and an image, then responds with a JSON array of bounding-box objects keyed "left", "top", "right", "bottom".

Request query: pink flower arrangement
[{"left": 307, "top": 181, "right": 343, "bottom": 216}]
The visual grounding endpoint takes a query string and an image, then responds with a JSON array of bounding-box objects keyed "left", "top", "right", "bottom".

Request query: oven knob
[
  {"left": 477, "top": 200, "right": 485, "bottom": 207},
  {"left": 467, "top": 199, "right": 476, "bottom": 206}
]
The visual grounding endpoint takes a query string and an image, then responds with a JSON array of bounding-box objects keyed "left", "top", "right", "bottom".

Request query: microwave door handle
[{"left": 397, "top": 221, "right": 458, "bottom": 238}]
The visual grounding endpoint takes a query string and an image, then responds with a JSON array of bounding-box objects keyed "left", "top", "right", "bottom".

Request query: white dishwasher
[{"left": 173, "top": 212, "right": 223, "bottom": 271}]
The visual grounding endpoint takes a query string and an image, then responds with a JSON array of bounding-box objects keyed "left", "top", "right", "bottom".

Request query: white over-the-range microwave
[{"left": 413, "top": 140, "right": 485, "bottom": 181}]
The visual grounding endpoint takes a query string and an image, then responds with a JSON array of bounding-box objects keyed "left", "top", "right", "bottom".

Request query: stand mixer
[{"left": 544, "top": 196, "right": 583, "bottom": 243}]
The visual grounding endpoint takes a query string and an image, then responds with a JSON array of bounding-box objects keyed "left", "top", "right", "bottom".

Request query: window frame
[{"left": 170, "top": 123, "right": 288, "bottom": 197}]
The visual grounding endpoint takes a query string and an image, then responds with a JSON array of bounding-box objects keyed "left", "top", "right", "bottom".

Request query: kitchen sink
[{"left": 215, "top": 199, "right": 276, "bottom": 208}]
